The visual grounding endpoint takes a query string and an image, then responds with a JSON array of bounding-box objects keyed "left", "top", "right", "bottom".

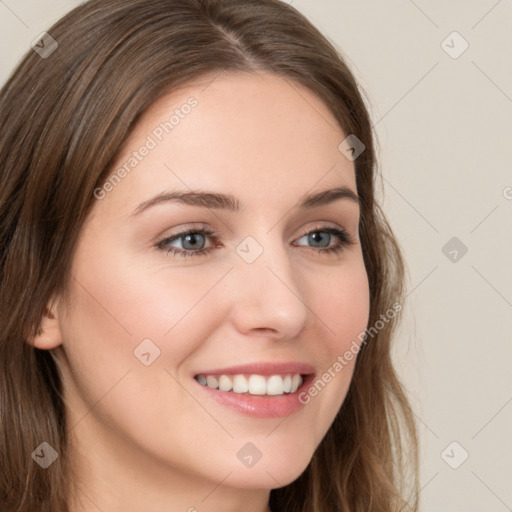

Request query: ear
[{"left": 27, "top": 298, "right": 63, "bottom": 350}]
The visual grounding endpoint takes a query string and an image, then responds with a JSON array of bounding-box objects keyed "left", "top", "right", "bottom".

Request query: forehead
[{"left": 98, "top": 71, "right": 356, "bottom": 218}]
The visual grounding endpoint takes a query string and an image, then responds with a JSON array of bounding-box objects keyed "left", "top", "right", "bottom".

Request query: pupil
[
  {"left": 184, "top": 233, "right": 204, "bottom": 250},
  {"left": 310, "top": 232, "right": 328, "bottom": 247}
]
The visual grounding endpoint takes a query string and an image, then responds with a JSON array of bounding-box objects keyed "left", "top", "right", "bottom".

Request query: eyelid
[
  {"left": 295, "top": 222, "right": 355, "bottom": 245},
  {"left": 154, "top": 222, "right": 213, "bottom": 243}
]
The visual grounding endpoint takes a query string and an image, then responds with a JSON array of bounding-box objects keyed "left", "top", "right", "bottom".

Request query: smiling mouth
[{"left": 194, "top": 373, "right": 305, "bottom": 396}]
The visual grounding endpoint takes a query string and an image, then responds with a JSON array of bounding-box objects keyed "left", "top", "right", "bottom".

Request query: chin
[{"left": 216, "top": 446, "right": 314, "bottom": 490}]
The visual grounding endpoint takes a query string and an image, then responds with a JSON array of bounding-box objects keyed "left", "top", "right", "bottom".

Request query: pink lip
[
  {"left": 193, "top": 362, "right": 316, "bottom": 419},
  {"left": 194, "top": 361, "right": 315, "bottom": 377}
]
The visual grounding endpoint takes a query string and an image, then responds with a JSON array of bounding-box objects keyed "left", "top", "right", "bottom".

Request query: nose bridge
[{"left": 229, "top": 231, "right": 309, "bottom": 337}]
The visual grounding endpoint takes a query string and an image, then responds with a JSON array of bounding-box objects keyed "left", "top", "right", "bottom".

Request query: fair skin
[{"left": 32, "top": 71, "right": 370, "bottom": 512}]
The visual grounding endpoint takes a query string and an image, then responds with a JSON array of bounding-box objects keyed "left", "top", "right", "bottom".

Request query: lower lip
[{"left": 194, "top": 375, "right": 314, "bottom": 419}]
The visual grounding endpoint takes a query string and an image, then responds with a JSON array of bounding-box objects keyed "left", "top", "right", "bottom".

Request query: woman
[{"left": 0, "top": 0, "right": 419, "bottom": 510}]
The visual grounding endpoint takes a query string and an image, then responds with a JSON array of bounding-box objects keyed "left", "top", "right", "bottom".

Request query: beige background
[{"left": 1, "top": 1, "right": 511, "bottom": 510}]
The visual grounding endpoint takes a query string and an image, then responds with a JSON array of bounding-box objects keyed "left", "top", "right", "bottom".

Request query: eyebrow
[{"left": 130, "top": 186, "right": 360, "bottom": 218}]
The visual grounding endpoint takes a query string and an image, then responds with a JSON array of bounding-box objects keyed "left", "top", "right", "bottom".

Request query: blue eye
[
  {"left": 295, "top": 226, "right": 354, "bottom": 253},
  {"left": 156, "top": 227, "right": 217, "bottom": 258},
  {"left": 156, "top": 225, "right": 354, "bottom": 258}
]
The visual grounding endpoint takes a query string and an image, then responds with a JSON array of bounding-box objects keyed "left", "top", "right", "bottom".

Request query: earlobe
[{"left": 27, "top": 301, "right": 63, "bottom": 350}]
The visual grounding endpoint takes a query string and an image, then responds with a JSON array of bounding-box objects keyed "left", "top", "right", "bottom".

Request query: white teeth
[
  {"left": 266, "top": 375, "right": 284, "bottom": 395},
  {"left": 248, "top": 375, "right": 266, "bottom": 395},
  {"left": 282, "top": 375, "right": 292, "bottom": 393},
  {"left": 205, "top": 376, "right": 218, "bottom": 389},
  {"left": 291, "top": 374, "right": 302, "bottom": 393},
  {"left": 232, "top": 374, "right": 249, "bottom": 393},
  {"left": 218, "top": 375, "right": 232, "bottom": 391},
  {"left": 196, "top": 373, "right": 304, "bottom": 396}
]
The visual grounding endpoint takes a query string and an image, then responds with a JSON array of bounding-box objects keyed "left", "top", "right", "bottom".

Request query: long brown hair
[{"left": 0, "top": 0, "right": 418, "bottom": 510}]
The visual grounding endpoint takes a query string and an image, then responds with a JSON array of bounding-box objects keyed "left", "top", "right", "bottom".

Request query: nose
[{"left": 227, "top": 234, "right": 310, "bottom": 341}]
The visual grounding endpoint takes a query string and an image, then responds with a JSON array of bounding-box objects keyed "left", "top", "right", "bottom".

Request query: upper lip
[{"left": 194, "top": 361, "right": 315, "bottom": 376}]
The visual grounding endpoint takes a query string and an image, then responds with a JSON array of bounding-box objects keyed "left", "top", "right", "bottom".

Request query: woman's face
[{"left": 52, "top": 71, "right": 370, "bottom": 505}]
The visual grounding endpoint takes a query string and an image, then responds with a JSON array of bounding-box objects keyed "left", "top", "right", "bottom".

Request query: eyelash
[{"left": 155, "top": 224, "right": 355, "bottom": 259}]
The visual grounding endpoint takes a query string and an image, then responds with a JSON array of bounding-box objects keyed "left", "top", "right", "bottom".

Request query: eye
[
  {"left": 155, "top": 224, "right": 355, "bottom": 258},
  {"left": 294, "top": 225, "right": 355, "bottom": 255},
  {"left": 155, "top": 226, "right": 219, "bottom": 258}
]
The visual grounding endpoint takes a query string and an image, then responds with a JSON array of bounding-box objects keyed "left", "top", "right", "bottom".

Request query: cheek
[
  {"left": 57, "top": 250, "right": 234, "bottom": 470},
  {"left": 56, "top": 239, "right": 226, "bottom": 417},
  {"left": 315, "top": 255, "right": 370, "bottom": 355},
  {"left": 298, "top": 256, "right": 370, "bottom": 426},
  {"left": 61, "top": 239, "right": 228, "bottom": 357}
]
